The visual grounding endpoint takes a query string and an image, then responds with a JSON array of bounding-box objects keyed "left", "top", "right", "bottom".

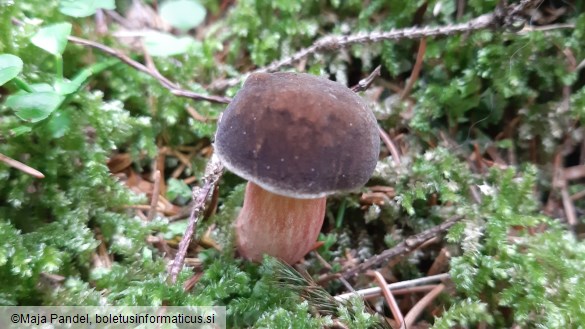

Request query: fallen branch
[
  {"left": 372, "top": 270, "right": 405, "bottom": 329},
  {"left": 400, "top": 38, "right": 426, "bottom": 100},
  {"left": 168, "top": 155, "right": 224, "bottom": 283},
  {"left": 67, "top": 36, "right": 231, "bottom": 104},
  {"left": 378, "top": 126, "right": 402, "bottom": 165},
  {"left": 335, "top": 273, "right": 450, "bottom": 301},
  {"left": 0, "top": 153, "right": 45, "bottom": 179},
  {"left": 351, "top": 65, "right": 382, "bottom": 92},
  {"left": 210, "top": 0, "right": 542, "bottom": 90},
  {"left": 146, "top": 170, "right": 161, "bottom": 221},
  {"left": 403, "top": 283, "right": 446, "bottom": 327},
  {"left": 342, "top": 215, "right": 464, "bottom": 279}
]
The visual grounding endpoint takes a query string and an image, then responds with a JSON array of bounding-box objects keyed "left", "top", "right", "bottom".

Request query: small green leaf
[
  {"left": 54, "top": 79, "right": 83, "bottom": 95},
  {"left": 164, "top": 220, "right": 189, "bottom": 239},
  {"left": 47, "top": 110, "right": 71, "bottom": 138},
  {"left": 0, "top": 54, "right": 23, "bottom": 86},
  {"left": 31, "top": 23, "right": 72, "bottom": 55},
  {"left": 30, "top": 83, "right": 55, "bottom": 92},
  {"left": 10, "top": 125, "right": 32, "bottom": 136},
  {"left": 6, "top": 92, "right": 65, "bottom": 122},
  {"left": 53, "top": 59, "right": 119, "bottom": 95},
  {"left": 143, "top": 31, "right": 197, "bottom": 57},
  {"left": 166, "top": 178, "right": 192, "bottom": 201},
  {"left": 159, "top": 0, "right": 206, "bottom": 32},
  {"left": 59, "top": 0, "right": 116, "bottom": 17}
]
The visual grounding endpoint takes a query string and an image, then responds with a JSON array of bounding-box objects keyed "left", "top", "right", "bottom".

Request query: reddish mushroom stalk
[{"left": 235, "top": 182, "right": 326, "bottom": 264}]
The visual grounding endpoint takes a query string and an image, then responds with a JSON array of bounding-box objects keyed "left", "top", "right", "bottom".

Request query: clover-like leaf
[
  {"left": 47, "top": 110, "right": 72, "bottom": 138},
  {"left": 53, "top": 79, "right": 80, "bottom": 95},
  {"left": 143, "top": 31, "right": 198, "bottom": 57},
  {"left": 0, "top": 54, "right": 23, "bottom": 86},
  {"left": 31, "top": 23, "right": 72, "bottom": 55},
  {"left": 159, "top": 0, "right": 206, "bottom": 32},
  {"left": 59, "top": 0, "right": 116, "bottom": 17},
  {"left": 10, "top": 126, "right": 33, "bottom": 136},
  {"left": 6, "top": 92, "right": 65, "bottom": 123}
]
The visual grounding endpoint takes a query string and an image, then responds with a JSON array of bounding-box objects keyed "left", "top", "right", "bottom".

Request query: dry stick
[
  {"left": 456, "top": 0, "right": 466, "bottom": 20},
  {"left": 561, "top": 187, "right": 578, "bottom": 227},
  {"left": 564, "top": 165, "right": 585, "bottom": 181},
  {"left": 351, "top": 65, "right": 382, "bottom": 92},
  {"left": 125, "top": 204, "right": 165, "bottom": 211},
  {"left": 378, "top": 126, "right": 402, "bottom": 165},
  {"left": 342, "top": 215, "right": 464, "bottom": 279},
  {"left": 571, "top": 189, "right": 585, "bottom": 201},
  {"left": 168, "top": 155, "right": 224, "bottom": 283},
  {"left": 427, "top": 248, "right": 451, "bottom": 276},
  {"left": 146, "top": 170, "right": 161, "bottom": 221},
  {"left": 67, "top": 36, "right": 231, "bottom": 104},
  {"left": 335, "top": 273, "right": 450, "bottom": 301},
  {"left": 403, "top": 284, "right": 446, "bottom": 328},
  {"left": 400, "top": 38, "right": 426, "bottom": 101},
  {"left": 186, "top": 105, "right": 210, "bottom": 123},
  {"left": 0, "top": 153, "right": 45, "bottom": 179},
  {"left": 517, "top": 23, "right": 576, "bottom": 34},
  {"left": 372, "top": 271, "right": 406, "bottom": 329},
  {"left": 387, "top": 285, "right": 438, "bottom": 297},
  {"left": 550, "top": 151, "right": 577, "bottom": 226},
  {"left": 210, "top": 0, "right": 539, "bottom": 91}
]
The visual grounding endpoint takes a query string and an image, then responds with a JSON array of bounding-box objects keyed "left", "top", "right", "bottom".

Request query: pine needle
[{"left": 265, "top": 257, "right": 391, "bottom": 329}]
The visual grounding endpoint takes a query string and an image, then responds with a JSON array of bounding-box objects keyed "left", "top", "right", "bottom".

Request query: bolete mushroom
[{"left": 214, "top": 72, "right": 379, "bottom": 264}]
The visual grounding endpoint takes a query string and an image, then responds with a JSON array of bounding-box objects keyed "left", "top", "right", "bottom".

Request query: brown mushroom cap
[{"left": 214, "top": 72, "right": 380, "bottom": 199}]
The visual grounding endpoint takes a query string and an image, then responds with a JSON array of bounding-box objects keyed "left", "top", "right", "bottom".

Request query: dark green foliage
[
  {"left": 193, "top": 257, "right": 333, "bottom": 327},
  {"left": 444, "top": 167, "right": 585, "bottom": 327}
]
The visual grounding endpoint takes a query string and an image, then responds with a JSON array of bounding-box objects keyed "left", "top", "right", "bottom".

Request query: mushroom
[{"left": 214, "top": 72, "right": 379, "bottom": 264}]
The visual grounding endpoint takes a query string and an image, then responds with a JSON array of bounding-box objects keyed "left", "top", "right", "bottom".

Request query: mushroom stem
[{"left": 235, "top": 182, "right": 326, "bottom": 264}]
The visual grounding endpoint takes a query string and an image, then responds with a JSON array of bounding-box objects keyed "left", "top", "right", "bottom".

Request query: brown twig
[
  {"left": 351, "top": 65, "right": 382, "bottom": 92},
  {"left": 210, "top": 0, "right": 540, "bottom": 90},
  {"left": 378, "top": 126, "right": 402, "bottom": 165},
  {"left": 372, "top": 271, "right": 405, "bottom": 329},
  {"left": 401, "top": 38, "right": 426, "bottom": 100},
  {"left": 342, "top": 216, "right": 464, "bottom": 279},
  {"left": 427, "top": 248, "right": 451, "bottom": 276},
  {"left": 67, "top": 36, "right": 231, "bottom": 104},
  {"left": 548, "top": 151, "right": 577, "bottom": 226},
  {"left": 403, "top": 284, "right": 445, "bottom": 328},
  {"left": 168, "top": 155, "right": 224, "bottom": 283},
  {"left": 564, "top": 165, "right": 585, "bottom": 181},
  {"left": 0, "top": 153, "right": 45, "bottom": 179},
  {"left": 335, "top": 273, "right": 450, "bottom": 301},
  {"left": 571, "top": 189, "right": 585, "bottom": 201},
  {"left": 147, "top": 170, "right": 161, "bottom": 221},
  {"left": 183, "top": 272, "right": 203, "bottom": 292},
  {"left": 456, "top": 0, "right": 466, "bottom": 20},
  {"left": 387, "top": 284, "right": 438, "bottom": 296},
  {"left": 561, "top": 187, "right": 577, "bottom": 226},
  {"left": 517, "top": 23, "right": 575, "bottom": 34},
  {"left": 186, "top": 105, "right": 211, "bottom": 122}
]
